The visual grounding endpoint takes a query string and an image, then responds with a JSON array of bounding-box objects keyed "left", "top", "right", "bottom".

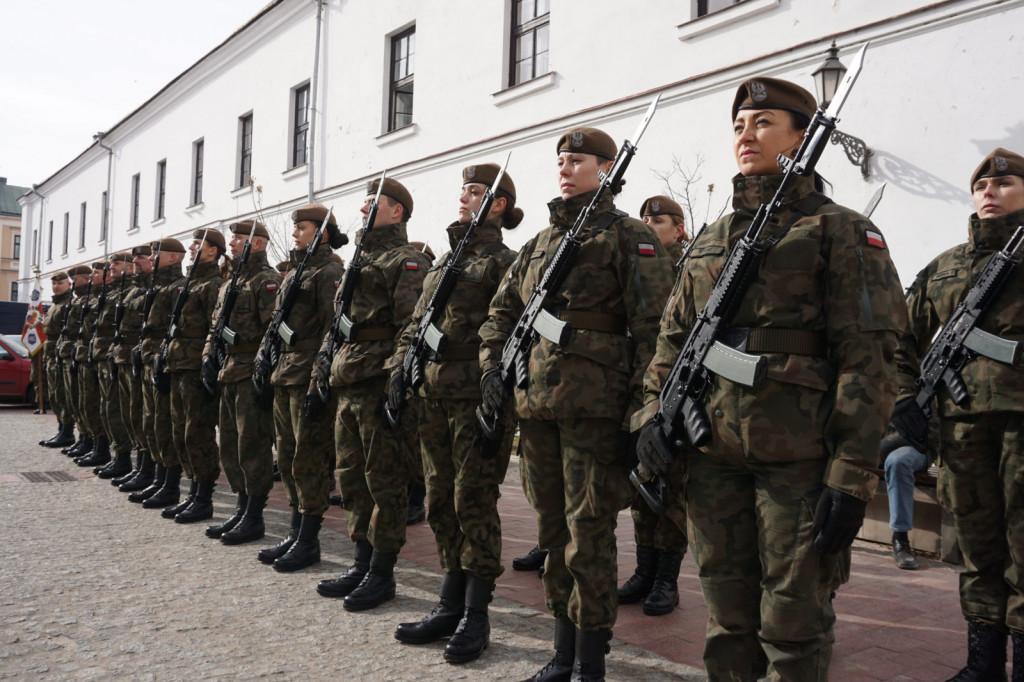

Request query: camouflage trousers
[
  {"left": 170, "top": 370, "right": 221, "bottom": 483},
  {"left": 938, "top": 412, "right": 1024, "bottom": 634},
  {"left": 519, "top": 417, "right": 633, "bottom": 631},
  {"left": 273, "top": 384, "right": 337, "bottom": 517},
  {"left": 335, "top": 377, "right": 415, "bottom": 554},
  {"left": 61, "top": 362, "right": 81, "bottom": 432},
  {"left": 418, "top": 397, "right": 514, "bottom": 581},
  {"left": 219, "top": 379, "right": 275, "bottom": 498},
  {"left": 629, "top": 451, "right": 689, "bottom": 552},
  {"left": 686, "top": 454, "right": 847, "bottom": 682},
  {"left": 117, "top": 363, "right": 146, "bottom": 453},
  {"left": 97, "top": 362, "right": 131, "bottom": 456},
  {"left": 142, "top": 365, "right": 178, "bottom": 469},
  {"left": 45, "top": 358, "right": 69, "bottom": 425},
  {"left": 77, "top": 364, "right": 103, "bottom": 439}
]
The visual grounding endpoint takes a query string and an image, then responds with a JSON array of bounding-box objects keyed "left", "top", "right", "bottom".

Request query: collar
[
  {"left": 446, "top": 218, "right": 503, "bottom": 251},
  {"left": 354, "top": 222, "right": 410, "bottom": 254},
  {"left": 968, "top": 208, "right": 1024, "bottom": 254},
  {"left": 231, "top": 249, "right": 270, "bottom": 275},
  {"left": 53, "top": 290, "right": 73, "bottom": 304},
  {"left": 290, "top": 243, "right": 336, "bottom": 267},
  {"left": 547, "top": 189, "right": 614, "bottom": 230}
]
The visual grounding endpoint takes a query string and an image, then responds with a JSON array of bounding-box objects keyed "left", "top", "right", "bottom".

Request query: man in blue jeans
[{"left": 880, "top": 434, "right": 931, "bottom": 570}]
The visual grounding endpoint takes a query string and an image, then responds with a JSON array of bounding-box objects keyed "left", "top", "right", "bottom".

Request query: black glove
[
  {"left": 304, "top": 392, "right": 325, "bottom": 418},
  {"left": 387, "top": 372, "right": 406, "bottom": 413},
  {"left": 878, "top": 432, "right": 914, "bottom": 468},
  {"left": 616, "top": 430, "right": 639, "bottom": 470},
  {"left": 201, "top": 356, "right": 220, "bottom": 396},
  {"left": 635, "top": 419, "right": 675, "bottom": 478},
  {"left": 480, "top": 371, "right": 509, "bottom": 415},
  {"left": 313, "top": 351, "right": 332, "bottom": 390},
  {"left": 811, "top": 488, "right": 868, "bottom": 554},
  {"left": 889, "top": 398, "right": 928, "bottom": 451}
]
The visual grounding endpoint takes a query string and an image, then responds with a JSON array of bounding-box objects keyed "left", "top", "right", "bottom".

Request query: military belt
[
  {"left": 175, "top": 328, "right": 208, "bottom": 339},
  {"left": 435, "top": 343, "right": 479, "bottom": 362},
  {"left": 721, "top": 327, "right": 825, "bottom": 356},
  {"left": 226, "top": 342, "right": 261, "bottom": 354},
  {"left": 95, "top": 326, "right": 115, "bottom": 335},
  {"left": 283, "top": 338, "right": 323, "bottom": 353},
  {"left": 350, "top": 326, "right": 398, "bottom": 343},
  {"left": 559, "top": 311, "right": 627, "bottom": 335}
]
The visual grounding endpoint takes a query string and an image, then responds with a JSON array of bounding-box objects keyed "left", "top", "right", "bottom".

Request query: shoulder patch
[
  {"left": 405, "top": 261, "right": 420, "bottom": 270},
  {"left": 266, "top": 283, "right": 278, "bottom": 291},
  {"left": 932, "top": 268, "right": 959, "bottom": 281},
  {"left": 865, "top": 230, "right": 886, "bottom": 249},
  {"left": 637, "top": 242, "right": 656, "bottom": 257},
  {"left": 334, "top": 279, "right": 341, "bottom": 288}
]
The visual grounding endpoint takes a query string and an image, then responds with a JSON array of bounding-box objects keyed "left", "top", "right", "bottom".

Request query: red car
[{"left": 0, "top": 334, "right": 36, "bottom": 404}]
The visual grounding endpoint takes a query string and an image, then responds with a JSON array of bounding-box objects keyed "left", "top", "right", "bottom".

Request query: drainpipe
[
  {"left": 22, "top": 185, "right": 46, "bottom": 301},
  {"left": 93, "top": 131, "right": 114, "bottom": 257},
  {"left": 307, "top": 0, "right": 324, "bottom": 203}
]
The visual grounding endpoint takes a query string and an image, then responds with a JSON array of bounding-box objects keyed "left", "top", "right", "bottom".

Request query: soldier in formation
[
  {"left": 38, "top": 271, "right": 75, "bottom": 449},
  {"left": 56, "top": 266, "right": 93, "bottom": 457},
  {"left": 71, "top": 261, "right": 110, "bottom": 468}
]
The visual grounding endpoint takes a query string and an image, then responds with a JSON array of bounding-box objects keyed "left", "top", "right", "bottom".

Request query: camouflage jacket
[
  {"left": 57, "top": 285, "right": 89, "bottom": 361},
  {"left": 166, "top": 260, "right": 225, "bottom": 372},
  {"left": 203, "top": 250, "right": 282, "bottom": 384},
  {"left": 896, "top": 208, "right": 1024, "bottom": 416},
  {"left": 140, "top": 265, "right": 185, "bottom": 364},
  {"left": 271, "top": 245, "right": 345, "bottom": 387},
  {"left": 479, "top": 190, "right": 674, "bottom": 427},
  {"left": 42, "top": 290, "right": 72, "bottom": 359},
  {"left": 637, "top": 173, "right": 907, "bottom": 501},
  {"left": 666, "top": 240, "right": 685, "bottom": 270},
  {"left": 90, "top": 274, "right": 128, "bottom": 363},
  {"left": 73, "top": 284, "right": 103, "bottom": 364},
  {"left": 321, "top": 222, "right": 432, "bottom": 389},
  {"left": 392, "top": 219, "right": 517, "bottom": 400},
  {"left": 111, "top": 275, "right": 148, "bottom": 365}
]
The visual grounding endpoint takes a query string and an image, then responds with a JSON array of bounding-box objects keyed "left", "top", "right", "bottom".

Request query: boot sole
[
  {"left": 444, "top": 640, "right": 488, "bottom": 664},
  {"left": 343, "top": 589, "right": 395, "bottom": 612},
  {"left": 220, "top": 529, "right": 265, "bottom": 546}
]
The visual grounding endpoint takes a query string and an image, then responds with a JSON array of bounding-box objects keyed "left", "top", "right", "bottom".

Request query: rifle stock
[{"left": 204, "top": 237, "right": 252, "bottom": 396}]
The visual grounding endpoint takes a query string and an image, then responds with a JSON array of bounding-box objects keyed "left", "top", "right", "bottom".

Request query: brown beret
[
  {"left": 366, "top": 178, "right": 414, "bottom": 220},
  {"left": 640, "top": 195, "right": 685, "bottom": 221},
  {"left": 109, "top": 252, "right": 133, "bottom": 263},
  {"left": 276, "top": 260, "right": 293, "bottom": 273},
  {"left": 152, "top": 238, "right": 186, "bottom": 254},
  {"left": 229, "top": 220, "right": 270, "bottom": 240},
  {"left": 131, "top": 244, "right": 153, "bottom": 257},
  {"left": 50, "top": 272, "right": 69, "bottom": 282},
  {"left": 556, "top": 127, "right": 617, "bottom": 161},
  {"left": 91, "top": 261, "right": 108, "bottom": 271},
  {"left": 67, "top": 265, "right": 93, "bottom": 278},
  {"left": 193, "top": 228, "right": 226, "bottom": 253},
  {"left": 291, "top": 203, "right": 347, "bottom": 248},
  {"left": 732, "top": 77, "right": 816, "bottom": 122},
  {"left": 462, "top": 163, "right": 516, "bottom": 203},
  {"left": 971, "top": 148, "right": 1024, "bottom": 189}
]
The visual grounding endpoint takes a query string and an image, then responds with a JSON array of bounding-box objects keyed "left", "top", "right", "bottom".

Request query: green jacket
[
  {"left": 166, "top": 260, "right": 225, "bottom": 372},
  {"left": 638, "top": 173, "right": 907, "bottom": 501},
  {"left": 42, "top": 290, "right": 72, "bottom": 359},
  {"left": 58, "top": 285, "right": 89, "bottom": 361},
  {"left": 111, "top": 275, "right": 147, "bottom": 365},
  {"left": 141, "top": 264, "right": 184, "bottom": 364}
]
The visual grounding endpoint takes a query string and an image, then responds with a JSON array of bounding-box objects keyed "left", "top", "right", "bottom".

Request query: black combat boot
[
  {"left": 947, "top": 621, "right": 1009, "bottom": 682},
  {"left": 129, "top": 463, "right": 166, "bottom": 503},
  {"left": 64, "top": 435, "right": 92, "bottom": 457},
  {"left": 75, "top": 438, "right": 109, "bottom": 466},
  {"left": 206, "top": 492, "right": 248, "bottom": 538},
  {"left": 42, "top": 422, "right": 75, "bottom": 448},
  {"left": 617, "top": 545, "right": 657, "bottom": 604},
  {"left": 112, "top": 450, "right": 142, "bottom": 486},
  {"left": 643, "top": 551, "right": 683, "bottom": 616},
  {"left": 344, "top": 550, "right": 397, "bottom": 611},
  {"left": 520, "top": 615, "right": 576, "bottom": 682},
  {"left": 571, "top": 629, "right": 612, "bottom": 682},
  {"left": 892, "top": 531, "right": 919, "bottom": 570},
  {"left": 395, "top": 571, "right": 466, "bottom": 643},
  {"left": 221, "top": 494, "right": 266, "bottom": 545},
  {"left": 272, "top": 514, "right": 322, "bottom": 572},
  {"left": 258, "top": 507, "right": 301, "bottom": 564},
  {"left": 445, "top": 574, "right": 493, "bottom": 663},
  {"left": 174, "top": 481, "right": 216, "bottom": 523},
  {"left": 407, "top": 481, "right": 426, "bottom": 526},
  {"left": 513, "top": 546, "right": 548, "bottom": 572},
  {"left": 116, "top": 450, "right": 153, "bottom": 489},
  {"left": 317, "top": 540, "right": 372, "bottom": 598},
  {"left": 97, "top": 451, "right": 133, "bottom": 479},
  {"left": 160, "top": 478, "right": 196, "bottom": 517},
  {"left": 142, "top": 466, "right": 183, "bottom": 508}
]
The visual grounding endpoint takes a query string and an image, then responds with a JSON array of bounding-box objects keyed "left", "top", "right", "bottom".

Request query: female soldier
[
  {"left": 636, "top": 77, "right": 906, "bottom": 680},
  {"left": 478, "top": 128, "right": 674, "bottom": 681},
  {"left": 618, "top": 195, "right": 690, "bottom": 618},
  {"left": 390, "top": 163, "right": 520, "bottom": 664},
  {"left": 891, "top": 148, "right": 1024, "bottom": 681}
]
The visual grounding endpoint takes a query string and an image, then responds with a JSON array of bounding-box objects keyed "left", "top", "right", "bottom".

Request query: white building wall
[{"left": 18, "top": 0, "right": 1024, "bottom": 302}]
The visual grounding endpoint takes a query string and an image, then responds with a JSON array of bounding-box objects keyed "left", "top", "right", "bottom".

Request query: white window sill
[
  {"left": 282, "top": 164, "right": 307, "bottom": 180},
  {"left": 230, "top": 185, "right": 253, "bottom": 198},
  {"left": 677, "top": 0, "right": 780, "bottom": 41},
  {"left": 151, "top": 217, "right": 166, "bottom": 228},
  {"left": 492, "top": 71, "right": 557, "bottom": 106},
  {"left": 126, "top": 226, "right": 140, "bottom": 235},
  {"left": 375, "top": 123, "right": 418, "bottom": 148},
  {"left": 185, "top": 202, "right": 205, "bottom": 215}
]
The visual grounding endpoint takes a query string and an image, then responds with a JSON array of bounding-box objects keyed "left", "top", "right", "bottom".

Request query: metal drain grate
[{"left": 19, "top": 471, "right": 79, "bottom": 483}]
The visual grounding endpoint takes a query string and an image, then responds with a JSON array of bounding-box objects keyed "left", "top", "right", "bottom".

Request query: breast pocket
[{"left": 686, "top": 242, "right": 726, "bottom": 308}]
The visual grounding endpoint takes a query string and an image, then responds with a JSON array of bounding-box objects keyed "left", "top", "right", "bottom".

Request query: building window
[
  {"left": 697, "top": 0, "right": 745, "bottom": 16},
  {"left": 79, "top": 202, "right": 87, "bottom": 248},
  {"left": 47, "top": 221, "right": 53, "bottom": 261},
  {"left": 191, "top": 139, "right": 204, "bottom": 205},
  {"left": 155, "top": 160, "right": 167, "bottom": 220},
  {"left": 12, "top": 234, "right": 20, "bottom": 260},
  {"left": 10, "top": 282, "right": 17, "bottom": 301},
  {"left": 62, "top": 213, "right": 69, "bottom": 256},
  {"left": 238, "top": 114, "right": 253, "bottom": 188},
  {"left": 130, "top": 173, "right": 141, "bottom": 228},
  {"left": 292, "top": 84, "right": 310, "bottom": 168},
  {"left": 388, "top": 27, "right": 415, "bottom": 132},
  {"left": 101, "top": 191, "right": 108, "bottom": 241},
  {"left": 510, "top": 0, "right": 550, "bottom": 86}
]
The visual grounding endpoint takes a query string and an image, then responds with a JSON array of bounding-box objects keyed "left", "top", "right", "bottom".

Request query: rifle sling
[
  {"left": 558, "top": 310, "right": 627, "bottom": 335},
  {"left": 721, "top": 327, "right": 825, "bottom": 356},
  {"left": 434, "top": 343, "right": 480, "bottom": 362},
  {"left": 350, "top": 326, "right": 398, "bottom": 343},
  {"left": 227, "top": 342, "right": 262, "bottom": 354}
]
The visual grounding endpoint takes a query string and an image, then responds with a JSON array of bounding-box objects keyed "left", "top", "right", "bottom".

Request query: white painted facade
[{"left": 17, "top": 0, "right": 1024, "bottom": 301}]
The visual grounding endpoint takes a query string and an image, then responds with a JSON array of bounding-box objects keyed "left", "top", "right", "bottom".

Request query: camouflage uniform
[
  {"left": 166, "top": 260, "right": 224, "bottom": 484},
  {"left": 896, "top": 207, "right": 1024, "bottom": 636},
  {"left": 637, "top": 173, "right": 906, "bottom": 680},
  {"left": 113, "top": 274, "right": 150, "bottom": 458},
  {"left": 326, "top": 222, "right": 430, "bottom": 553},
  {"left": 59, "top": 285, "right": 88, "bottom": 438},
  {"left": 74, "top": 283, "right": 103, "bottom": 442},
  {"left": 479, "top": 190, "right": 674, "bottom": 630},
  {"left": 271, "top": 245, "right": 344, "bottom": 517},
  {"left": 205, "top": 250, "right": 281, "bottom": 497},
  {"left": 43, "top": 289, "right": 73, "bottom": 427},
  {"left": 141, "top": 265, "right": 184, "bottom": 470},
  {"left": 92, "top": 271, "right": 132, "bottom": 460}
]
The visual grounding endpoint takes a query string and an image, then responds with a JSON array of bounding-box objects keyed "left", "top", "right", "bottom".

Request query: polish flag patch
[
  {"left": 266, "top": 283, "right": 278, "bottom": 291},
  {"left": 405, "top": 261, "right": 420, "bottom": 270},
  {"left": 865, "top": 230, "right": 886, "bottom": 249},
  {"left": 637, "top": 242, "right": 656, "bottom": 257}
]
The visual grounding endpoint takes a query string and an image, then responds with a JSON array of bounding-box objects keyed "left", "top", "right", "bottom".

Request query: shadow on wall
[
  {"left": 871, "top": 150, "right": 965, "bottom": 204},
  {"left": 971, "top": 123, "right": 1024, "bottom": 167}
]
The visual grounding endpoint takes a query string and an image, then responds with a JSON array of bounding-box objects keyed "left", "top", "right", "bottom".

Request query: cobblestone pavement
[{"left": 0, "top": 408, "right": 703, "bottom": 681}]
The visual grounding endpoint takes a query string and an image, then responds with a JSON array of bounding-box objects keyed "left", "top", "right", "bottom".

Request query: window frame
[
  {"left": 130, "top": 173, "right": 141, "bottom": 229},
  {"left": 100, "top": 191, "right": 108, "bottom": 242},
  {"left": 387, "top": 26, "right": 416, "bottom": 133},
  {"left": 155, "top": 159, "right": 167, "bottom": 220},
  {"left": 509, "top": 0, "right": 550, "bottom": 87},
  {"left": 47, "top": 221, "right": 53, "bottom": 262},
  {"left": 62, "top": 212, "right": 69, "bottom": 256},
  {"left": 191, "top": 139, "right": 204, "bottom": 206},
  {"left": 291, "top": 83, "right": 310, "bottom": 168},
  {"left": 12, "top": 234, "right": 20, "bottom": 260},
  {"left": 10, "top": 282, "right": 17, "bottom": 301},
  {"left": 238, "top": 114, "right": 254, "bottom": 189},
  {"left": 79, "top": 202, "right": 87, "bottom": 248}
]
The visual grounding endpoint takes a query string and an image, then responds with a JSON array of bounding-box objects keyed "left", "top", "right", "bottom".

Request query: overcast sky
[{"left": 1, "top": 0, "right": 271, "bottom": 189}]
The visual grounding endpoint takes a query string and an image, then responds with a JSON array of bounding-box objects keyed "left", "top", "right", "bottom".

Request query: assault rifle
[
  {"left": 911, "top": 224, "right": 1024, "bottom": 416},
  {"left": 70, "top": 279, "right": 93, "bottom": 373},
  {"left": 131, "top": 243, "right": 162, "bottom": 378},
  {"left": 383, "top": 158, "right": 510, "bottom": 428},
  {"left": 203, "top": 233, "right": 254, "bottom": 397},
  {"left": 475, "top": 95, "right": 660, "bottom": 439},
  {"left": 55, "top": 288, "right": 74, "bottom": 372},
  {"left": 312, "top": 173, "right": 387, "bottom": 403},
  {"left": 87, "top": 263, "right": 111, "bottom": 367},
  {"left": 154, "top": 230, "right": 210, "bottom": 394},
  {"left": 107, "top": 264, "right": 129, "bottom": 379},
  {"left": 630, "top": 44, "right": 869, "bottom": 514},
  {"left": 252, "top": 206, "right": 335, "bottom": 400}
]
